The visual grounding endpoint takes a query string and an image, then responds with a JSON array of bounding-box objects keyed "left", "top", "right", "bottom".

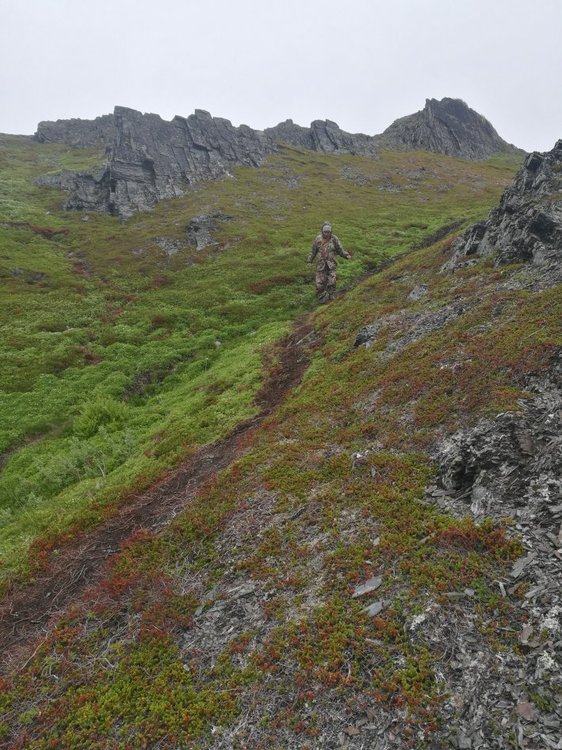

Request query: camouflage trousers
[{"left": 315, "top": 266, "right": 337, "bottom": 303}]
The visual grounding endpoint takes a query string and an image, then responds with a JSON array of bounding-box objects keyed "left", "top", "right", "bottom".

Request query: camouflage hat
[{"left": 322, "top": 223, "right": 332, "bottom": 232}]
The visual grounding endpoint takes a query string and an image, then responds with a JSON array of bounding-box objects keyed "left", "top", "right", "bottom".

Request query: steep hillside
[{"left": 3, "top": 133, "right": 561, "bottom": 748}]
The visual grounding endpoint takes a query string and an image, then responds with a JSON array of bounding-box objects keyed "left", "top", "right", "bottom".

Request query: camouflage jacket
[{"left": 308, "top": 234, "right": 348, "bottom": 268}]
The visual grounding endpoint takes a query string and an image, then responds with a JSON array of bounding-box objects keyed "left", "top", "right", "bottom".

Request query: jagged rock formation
[
  {"left": 444, "top": 139, "right": 562, "bottom": 278},
  {"left": 36, "top": 108, "right": 382, "bottom": 218},
  {"left": 34, "top": 98, "right": 518, "bottom": 218},
  {"left": 37, "top": 107, "right": 275, "bottom": 218},
  {"left": 376, "top": 97, "right": 519, "bottom": 159},
  {"left": 265, "top": 119, "right": 378, "bottom": 155},
  {"left": 35, "top": 114, "right": 116, "bottom": 148}
]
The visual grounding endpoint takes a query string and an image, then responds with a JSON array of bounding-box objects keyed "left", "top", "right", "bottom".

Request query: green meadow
[{"left": 0, "top": 133, "right": 520, "bottom": 583}]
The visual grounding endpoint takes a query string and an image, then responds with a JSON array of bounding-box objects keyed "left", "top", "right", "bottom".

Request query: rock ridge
[
  {"left": 376, "top": 97, "right": 520, "bottom": 160},
  {"left": 444, "top": 139, "right": 562, "bottom": 281},
  {"left": 34, "top": 98, "right": 521, "bottom": 217},
  {"left": 264, "top": 118, "right": 378, "bottom": 156},
  {"left": 35, "top": 114, "right": 116, "bottom": 148}
]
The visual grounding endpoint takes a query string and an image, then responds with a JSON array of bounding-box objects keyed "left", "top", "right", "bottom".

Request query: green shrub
[{"left": 73, "top": 397, "right": 130, "bottom": 438}]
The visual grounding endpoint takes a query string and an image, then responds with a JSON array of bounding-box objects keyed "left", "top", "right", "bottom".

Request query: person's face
[{"left": 322, "top": 229, "right": 331, "bottom": 239}]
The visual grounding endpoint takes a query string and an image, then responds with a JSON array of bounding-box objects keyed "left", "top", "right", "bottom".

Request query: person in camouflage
[{"left": 307, "top": 222, "right": 351, "bottom": 302}]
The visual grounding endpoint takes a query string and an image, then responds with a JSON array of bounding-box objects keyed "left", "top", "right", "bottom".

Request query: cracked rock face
[
  {"left": 444, "top": 140, "right": 562, "bottom": 279},
  {"left": 105, "top": 107, "right": 274, "bottom": 218}
]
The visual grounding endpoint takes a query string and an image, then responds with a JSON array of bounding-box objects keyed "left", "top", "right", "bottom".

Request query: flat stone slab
[
  {"left": 352, "top": 576, "right": 383, "bottom": 598},
  {"left": 363, "top": 600, "right": 384, "bottom": 617}
]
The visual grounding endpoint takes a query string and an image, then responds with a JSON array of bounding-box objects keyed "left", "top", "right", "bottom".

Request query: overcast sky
[{"left": 1, "top": 0, "right": 561, "bottom": 152}]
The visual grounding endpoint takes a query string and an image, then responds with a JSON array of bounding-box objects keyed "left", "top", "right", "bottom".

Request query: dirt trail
[{"left": 0, "top": 318, "right": 320, "bottom": 673}]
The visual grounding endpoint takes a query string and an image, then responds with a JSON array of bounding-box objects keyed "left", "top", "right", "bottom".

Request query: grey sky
[{"left": 1, "top": 0, "right": 561, "bottom": 152}]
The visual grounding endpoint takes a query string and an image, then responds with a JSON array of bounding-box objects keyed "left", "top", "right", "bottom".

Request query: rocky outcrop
[
  {"left": 376, "top": 98, "right": 519, "bottom": 159},
  {"left": 34, "top": 99, "right": 518, "bottom": 218},
  {"left": 423, "top": 353, "right": 562, "bottom": 749},
  {"left": 103, "top": 107, "right": 275, "bottom": 218},
  {"left": 443, "top": 139, "right": 562, "bottom": 277},
  {"left": 35, "top": 167, "right": 113, "bottom": 213},
  {"left": 264, "top": 119, "right": 312, "bottom": 150},
  {"left": 35, "top": 115, "right": 116, "bottom": 148},
  {"left": 265, "top": 119, "right": 378, "bottom": 156},
  {"left": 37, "top": 108, "right": 382, "bottom": 218},
  {"left": 37, "top": 107, "right": 276, "bottom": 218},
  {"left": 186, "top": 212, "right": 233, "bottom": 251}
]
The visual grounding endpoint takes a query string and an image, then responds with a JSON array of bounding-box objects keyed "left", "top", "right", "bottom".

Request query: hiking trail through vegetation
[{"left": 0, "top": 318, "right": 320, "bottom": 673}]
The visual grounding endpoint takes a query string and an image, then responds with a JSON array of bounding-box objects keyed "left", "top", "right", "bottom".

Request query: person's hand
[{"left": 346, "top": 252, "right": 352, "bottom": 259}]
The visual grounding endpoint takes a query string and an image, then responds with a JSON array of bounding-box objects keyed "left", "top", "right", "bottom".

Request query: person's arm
[
  {"left": 307, "top": 238, "right": 319, "bottom": 263},
  {"left": 334, "top": 236, "right": 352, "bottom": 259}
]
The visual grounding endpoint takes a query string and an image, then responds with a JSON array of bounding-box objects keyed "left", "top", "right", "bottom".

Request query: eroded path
[{"left": 0, "top": 318, "right": 321, "bottom": 673}]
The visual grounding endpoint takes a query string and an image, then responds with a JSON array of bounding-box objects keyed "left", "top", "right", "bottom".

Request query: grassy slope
[
  {"left": 3, "top": 225, "right": 560, "bottom": 748},
  {"left": 0, "top": 135, "right": 520, "bottom": 583},
  {"left": 3, "top": 139, "right": 560, "bottom": 747}
]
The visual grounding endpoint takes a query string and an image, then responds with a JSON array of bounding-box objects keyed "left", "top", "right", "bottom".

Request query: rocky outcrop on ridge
[
  {"left": 34, "top": 99, "right": 518, "bottom": 218},
  {"left": 376, "top": 97, "right": 519, "bottom": 159},
  {"left": 444, "top": 139, "right": 562, "bottom": 281},
  {"left": 265, "top": 119, "right": 378, "bottom": 155},
  {"left": 35, "top": 114, "right": 116, "bottom": 148},
  {"left": 36, "top": 108, "right": 381, "bottom": 218},
  {"left": 37, "top": 107, "right": 276, "bottom": 218}
]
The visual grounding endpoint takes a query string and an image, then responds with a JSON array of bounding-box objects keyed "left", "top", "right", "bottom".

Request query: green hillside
[
  {"left": 6, "top": 134, "right": 561, "bottom": 749},
  {"left": 0, "top": 135, "right": 520, "bottom": 583}
]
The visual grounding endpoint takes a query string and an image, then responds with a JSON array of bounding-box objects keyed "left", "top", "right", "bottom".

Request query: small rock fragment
[
  {"left": 364, "top": 601, "right": 384, "bottom": 617},
  {"left": 352, "top": 576, "right": 383, "bottom": 598},
  {"left": 510, "top": 553, "right": 536, "bottom": 579},
  {"left": 519, "top": 625, "right": 534, "bottom": 644},
  {"left": 516, "top": 701, "right": 538, "bottom": 722}
]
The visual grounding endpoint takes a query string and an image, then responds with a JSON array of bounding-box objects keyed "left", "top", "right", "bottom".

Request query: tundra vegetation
[{"left": 3, "top": 133, "right": 557, "bottom": 748}]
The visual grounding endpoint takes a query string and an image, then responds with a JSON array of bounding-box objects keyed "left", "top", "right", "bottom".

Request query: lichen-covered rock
[
  {"left": 185, "top": 212, "right": 232, "bottom": 251},
  {"left": 376, "top": 98, "right": 520, "bottom": 159},
  {"left": 443, "top": 139, "right": 562, "bottom": 276}
]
